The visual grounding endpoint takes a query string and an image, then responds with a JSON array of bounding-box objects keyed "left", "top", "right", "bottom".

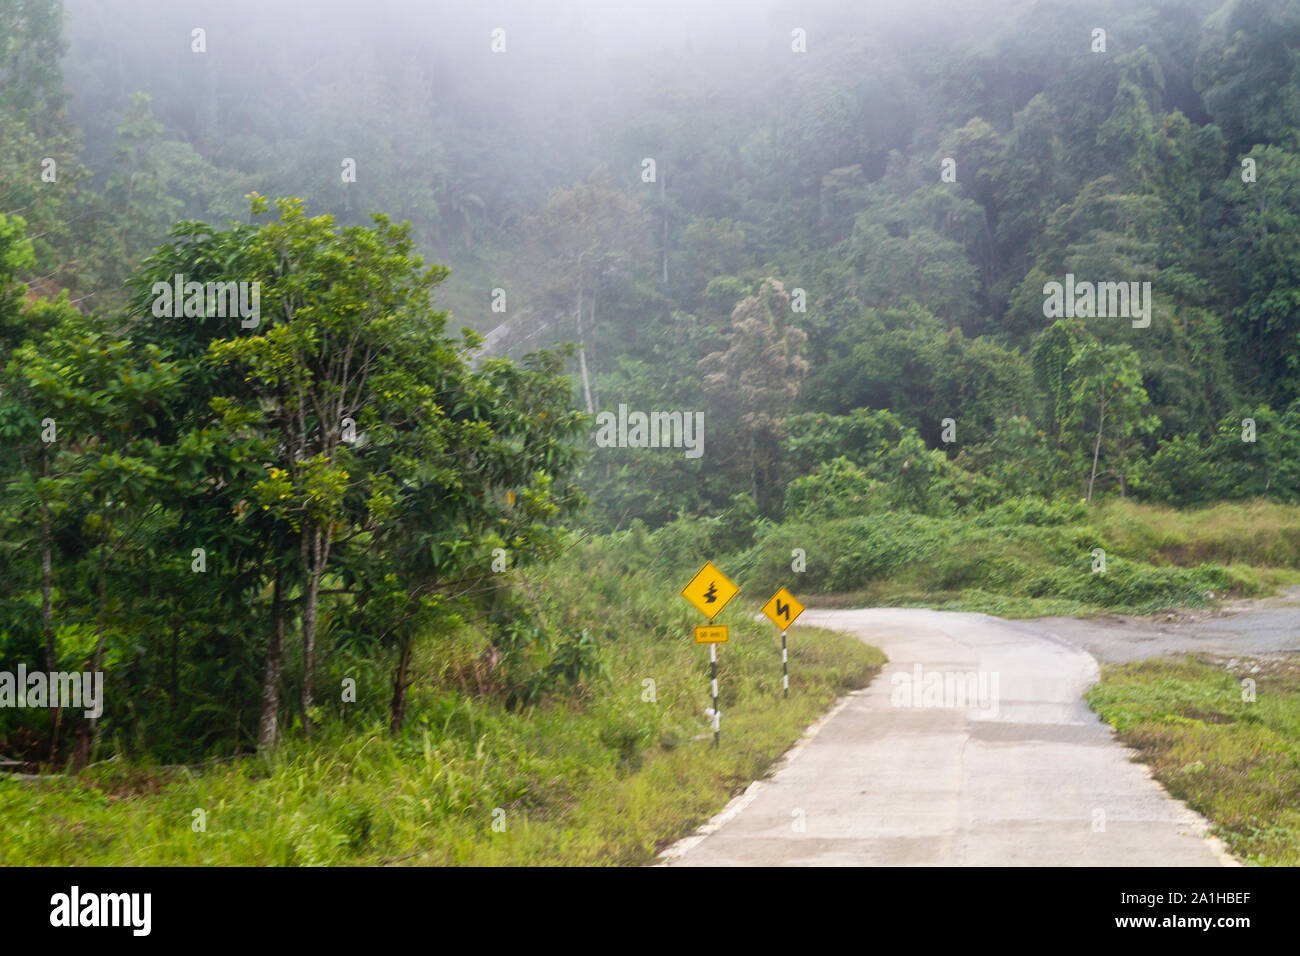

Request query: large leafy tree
[
  {"left": 513, "top": 168, "right": 654, "bottom": 414},
  {"left": 144, "top": 197, "right": 585, "bottom": 747},
  {"left": 700, "top": 278, "right": 809, "bottom": 515},
  {"left": 1217, "top": 143, "right": 1300, "bottom": 401},
  {"left": 11, "top": 310, "right": 184, "bottom": 768},
  {"left": 3, "top": 195, "right": 586, "bottom": 762},
  {"left": 1034, "top": 320, "right": 1158, "bottom": 500}
]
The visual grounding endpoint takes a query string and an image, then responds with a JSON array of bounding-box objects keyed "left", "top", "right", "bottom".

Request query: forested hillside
[
  {"left": 23, "top": 0, "right": 1300, "bottom": 525},
  {"left": 4, "top": 0, "right": 1300, "bottom": 776}
]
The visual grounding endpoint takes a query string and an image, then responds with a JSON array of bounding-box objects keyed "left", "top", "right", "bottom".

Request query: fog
[{"left": 52, "top": 0, "right": 1131, "bottom": 329}]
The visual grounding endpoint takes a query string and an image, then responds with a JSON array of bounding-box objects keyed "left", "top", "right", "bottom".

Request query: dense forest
[{"left": 4, "top": 0, "right": 1300, "bottom": 767}]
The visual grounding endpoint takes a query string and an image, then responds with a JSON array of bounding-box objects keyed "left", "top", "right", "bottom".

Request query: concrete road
[
  {"left": 660, "top": 608, "right": 1235, "bottom": 866},
  {"left": 1024, "top": 586, "right": 1300, "bottom": 663}
]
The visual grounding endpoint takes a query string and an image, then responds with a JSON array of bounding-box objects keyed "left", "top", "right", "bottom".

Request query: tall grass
[
  {"left": 729, "top": 498, "right": 1300, "bottom": 617},
  {"left": 1089, "top": 656, "right": 1300, "bottom": 866},
  {"left": 0, "top": 537, "right": 883, "bottom": 866}
]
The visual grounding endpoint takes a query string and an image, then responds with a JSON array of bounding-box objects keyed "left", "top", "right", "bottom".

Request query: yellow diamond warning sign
[
  {"left": 762, "top": 587, "right": 805, "bottom": 631},
  {"left": 681, "top": 561, "right": 739, "bottom": 621},
  {"left": 694, "top": 625, "right": 729, "bottom": 644}
]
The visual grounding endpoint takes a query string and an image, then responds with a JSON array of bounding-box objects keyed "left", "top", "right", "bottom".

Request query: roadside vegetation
[
  {"left": 0, "top": 542, "right": 883, "bottom": 865},
  {"left": 672, "top": 497, "right": 1300, "bottom": 619},
  {"left": 6, "top": 0, "right": 1300, "bottom": 867},
  {"left": 1088, "top": 656, "right": 1300, "bottom": 866}
]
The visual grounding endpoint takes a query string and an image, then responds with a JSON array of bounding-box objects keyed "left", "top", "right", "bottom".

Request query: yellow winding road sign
[
  {"left": 681, "top": 561, "right": 739, "bottom": 621},
  {"left": 762, "top": 586, "right": 805, "bottom": 631}
]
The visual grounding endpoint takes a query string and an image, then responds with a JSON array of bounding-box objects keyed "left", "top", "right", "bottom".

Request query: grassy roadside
[
  {"left": 0, "top": 619, "right": 883, "bottom": 865},
  {"left": 730, "top": 499, "right": 1300, "bottom": 619},
  {"left": 1087, "top": 656, "right": 1300, "bottom": 866},
  {"left": 17, "top": 496, "right": 1300, "bottom": 865}
]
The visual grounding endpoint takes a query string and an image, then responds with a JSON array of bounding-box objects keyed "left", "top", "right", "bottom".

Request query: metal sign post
[
  {"left": 762, "top": 587, "right": 805, "bottom": 699},
  {"left": 682, "top": 562, "right": 738, "bottom": 747}
]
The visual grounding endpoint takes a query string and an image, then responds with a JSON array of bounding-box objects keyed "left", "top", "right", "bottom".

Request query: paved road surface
[
  {"left": 661, "top": 608, "right": 1235, "bottom": 866},
  {"left": 1025, "top": 587, "right": 1300, "bottom": 663}
]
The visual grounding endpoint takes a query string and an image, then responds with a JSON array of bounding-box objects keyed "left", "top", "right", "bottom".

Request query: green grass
[
  {"left": 1093, "top": 499, "right": 1300, "bottom": 568},
  {"left": 728, "top": 498, "right": 1300, "bottom": 618},
  {"left": 0, "top": 615, "right": 883, "bottom": 865},
  {"left": 1088, "top": 656, "right": 1300, "bottom": 866},
  {"left": 15, "top": 497, "right": 1300, "bottom": 865}
]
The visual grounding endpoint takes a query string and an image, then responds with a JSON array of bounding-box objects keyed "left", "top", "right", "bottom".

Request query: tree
[
  {"left": 1138, "top": 402, "right": 1300, "bottom": 504},
  {"left": 201, "top": 197, "right": 457, "bottom": 737},
  {"left": 700, "top": 278, "right": 809, "bottom": 514},
  {"left": 7, "top": 294, "right": 184, "bottom": 768},
  {"left": 1194, "top": 0, "right": 1300, "bottom": 155},
  {"left": 1217, "top": 143, "right": 1300, "bottom": 402},
  {"left": 1034, "top": 320, "right": 1158, "bottom": 501},
  {"left": 515, "top": 168, "right": 653, "bottom": 414},
  {"left": 0, "top": 0, "right": 91, "bottom": 296},
  {"left": 156, "top": 196, "right": 586, "bottom": 746}
]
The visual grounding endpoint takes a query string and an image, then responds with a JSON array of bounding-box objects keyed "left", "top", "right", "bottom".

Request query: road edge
[
  {"left": 653, "top": 680, "right": 877, "bottom": 865},
  {"left": 657, "top": 608, "right": 1243, "bottom": 868}
]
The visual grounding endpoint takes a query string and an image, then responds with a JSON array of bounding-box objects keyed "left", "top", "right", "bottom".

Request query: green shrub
[{"left": 783, "top": 457, "right": 889, "bottom": 520}]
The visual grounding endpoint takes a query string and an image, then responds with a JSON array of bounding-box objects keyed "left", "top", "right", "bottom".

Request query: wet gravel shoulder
[{"left": 1012, "top": 587, "right": 1300, "bottom": 664}]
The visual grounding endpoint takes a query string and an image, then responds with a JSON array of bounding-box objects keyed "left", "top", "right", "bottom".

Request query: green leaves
[
  {"left": 1033, "top": 320, "right": 1156, "bottom": 498},
  {"left": 0, "top": 194, "right": 589, "bottom": 759}
]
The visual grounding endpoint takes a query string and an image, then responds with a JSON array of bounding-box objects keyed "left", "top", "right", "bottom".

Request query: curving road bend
[{"left": 660, "top": 608, "right": 1236, "bottom": 866}]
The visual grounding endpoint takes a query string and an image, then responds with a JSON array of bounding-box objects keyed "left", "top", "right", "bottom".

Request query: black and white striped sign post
[
  {"left": 762, "top": 587, "right": 806, "bottom": 699},
  {"left": 781, "top": 632, "right": 788, "bottom": 699},
  {"left": 710, "top": 643, "right": 720, "bottom": 747},
  {"left": 681, "top": 561, "right": 739, "bottom": 749},
  {"left": 693, "top": 626, "right": 728, "bottom": 747}
]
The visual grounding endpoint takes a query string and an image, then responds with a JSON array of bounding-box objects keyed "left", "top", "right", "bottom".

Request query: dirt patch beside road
[{"left": 1018, "top": 587, "right": 1300, "bottom": 663}]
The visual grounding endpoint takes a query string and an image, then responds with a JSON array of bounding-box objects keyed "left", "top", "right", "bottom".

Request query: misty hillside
[
  {"left": 4, "top": 0, "right": 1300, "bottom": 873},
  {"left": 8, "top": 0, "right": 1295, "bottom": 530}
]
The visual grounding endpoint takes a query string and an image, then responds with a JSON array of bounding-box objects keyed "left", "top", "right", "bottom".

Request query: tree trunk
[
  {"left": 389, "top": 633, "right": 413, "bottom": 734},
  {"left": 40, "top": 503, "right": 53, "bottom": 671},
  {"left": 1087, "top": 404, "right": 1105, "bottom": 504},
  {"left": 588, "top": 296, "right": 600, "bottom": 412},
  {"left": 73, "top": 544, "right": 109, "bottom": 773},
  {"left": 259, "top": 569, "right": 286, "bottom": 753},
  {"left": 41, "top": 495, "right": 58, "bottom": 763},
  {"left": 300, "top": 523, "right": 330, "bottom": 737},
  {"left": 575, "top": 271, "right": 594, "bottom": 415}
]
